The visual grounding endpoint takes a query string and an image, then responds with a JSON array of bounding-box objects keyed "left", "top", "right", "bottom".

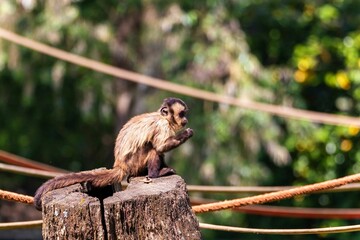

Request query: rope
[
  {"left": 2, "top": 172, "right": 360, "bottom": 211},
  {"left": 0, "top": 189, "right": 34, "bottom": 205},
  {"left": 191, "top": 198, "right": 360, "bottom": 219},
  {"left": 236, "top": 205, "right": 360, "bottom": 219},
  {"left": 1, "top": 220, "right": 360, "bottom": 234},
  {"left": 0, "top": 150, "right": 67, "bottom": 173},
  {"left": 3, "top": 151, "right": 360, "bottom": 192},
  {"left": 0, "top": 162, "right": 62, "bottom": 179},
  {"left": 192, "top": 172, "right": 360, "bottom": 213},
  {"left": 3, "top": 153, "right": 360, "bottom": 193},
  {"left": 187, "top": 183, "right": 360, "bottom": 194},
  {"left": 0, "top": 220, "right": 42, "bottom": 230},
  {"left": 199, "top": 223, "right": 360, "bottom": 235},
  {"left": 0, "top": 28, "right": 359, "bottom": 127},
  {"left": 1, "top": 176, "right": 360, "bottom": 234}
]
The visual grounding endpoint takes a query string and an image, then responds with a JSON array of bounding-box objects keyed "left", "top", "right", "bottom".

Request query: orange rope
[
  {"left": 236, "top": 205, "right": 360, "bottom": 219},
  {"left": 0, "top": 220, "right": 42, "bottom": 230},
  {"left": 187, "top": 183, "right": 360, "bottom": 194},
  {"left": 191, "top": 198, "right": 360, "bottom": 219},
  {"left": 0, "top": 162, "right": 62, "bottom": 179},
  {"left": 199, "top": 222, "right": 360, "bottom": 235},
  {"left": 0, "top": 28, "right": 359, "bottom": 127},
  {"left": 1, "top": 167, "right": 360, "bottom": 217},
  {"left": 0, "top": 150, "right": 67, "bottom": 173},
  {"left": 0, "top": 189, "right": 34, "bottom": 205},
  {"left": 192, "top": 172, "right": 360, "bottom": 213}
]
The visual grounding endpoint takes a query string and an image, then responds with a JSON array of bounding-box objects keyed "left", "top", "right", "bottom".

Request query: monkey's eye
[
  {"left": 161, "top": 107, "right": 168, "bottom": 116},
  {"left": 179, "top": 111, "right": 186, "bottom": 118}
]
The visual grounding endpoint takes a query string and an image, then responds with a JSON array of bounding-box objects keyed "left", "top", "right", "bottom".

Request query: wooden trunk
[{"left": 41, "top": 174, "right": 201, "bottom": 240}]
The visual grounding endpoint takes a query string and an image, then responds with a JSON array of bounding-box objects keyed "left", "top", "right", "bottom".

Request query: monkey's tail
[{"left": 34, "top": 168, "right": 123, "bottom": 210}]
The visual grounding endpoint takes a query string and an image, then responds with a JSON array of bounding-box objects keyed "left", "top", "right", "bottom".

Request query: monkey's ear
[{"left": 160, "top": 106, "right": 168, "bottom": 116}]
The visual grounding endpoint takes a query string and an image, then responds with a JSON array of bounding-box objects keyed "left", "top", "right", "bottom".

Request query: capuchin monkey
[{"left": 34, "top": 97, "right": 193, "bottom": 210}]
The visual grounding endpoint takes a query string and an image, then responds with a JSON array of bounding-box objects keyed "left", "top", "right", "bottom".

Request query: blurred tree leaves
[{"left": 1, "top": 0, "right": 360, "bottom": 239}]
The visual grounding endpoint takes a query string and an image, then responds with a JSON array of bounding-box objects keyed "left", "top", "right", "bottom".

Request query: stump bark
[{"left": 41, "top": 174, "right": 201, "bottom": 240}]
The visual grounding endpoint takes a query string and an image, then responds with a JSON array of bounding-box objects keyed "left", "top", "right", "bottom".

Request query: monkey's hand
[
  {"left": 185, "top": 128, "right": 194, "bottom": 137},
  {"left": 157, "top": 128, "right": 194, "bottom": 153},
  {"left": 179, "top": 128, "right": 193, "bottom": 140}
]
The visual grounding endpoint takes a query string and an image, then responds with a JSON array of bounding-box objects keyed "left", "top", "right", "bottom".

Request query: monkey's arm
[
  {"left": 146, "top": 128, "right": 193, "bottom": 179},
  {"left": 156, "top": 128, "right": 193, "bottom": 153}
]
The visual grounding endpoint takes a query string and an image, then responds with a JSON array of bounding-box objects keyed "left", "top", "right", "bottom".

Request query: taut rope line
[
  {"left": 0, "top": 28, "right": 360, "bottom": 127},
  {"left": 192, "top": 172, "right": 360, "bottom": 213}
]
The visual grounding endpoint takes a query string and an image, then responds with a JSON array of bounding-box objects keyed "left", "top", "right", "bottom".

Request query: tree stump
[
  {"left": 41, "top": 184, "right": 107, "bottom": 240},
  {"left": 104, "top": 175, "right": 201, "bottom": 240},
  {"left": 41, "top": 174, "right": 201, "bottom": 240}
]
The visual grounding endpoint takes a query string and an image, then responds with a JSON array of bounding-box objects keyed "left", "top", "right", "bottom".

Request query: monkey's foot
[{"left": 159, "top": 167, "right": 176, "bottom": 177}]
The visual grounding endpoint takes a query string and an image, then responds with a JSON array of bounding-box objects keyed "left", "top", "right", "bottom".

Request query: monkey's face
[{"left": 160, "top": 98, "right": 189, "bottom": 132}]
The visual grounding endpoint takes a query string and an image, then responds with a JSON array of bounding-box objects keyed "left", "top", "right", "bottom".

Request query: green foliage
[
  {"left": 1, "top": 0, "right": 360, "bottom": 239},
  {"left": 0, "top": 1, "right": 116, "bottom": 173}
]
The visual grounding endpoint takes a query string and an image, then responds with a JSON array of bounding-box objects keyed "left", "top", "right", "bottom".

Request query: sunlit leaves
[{"left": 316, "top": 4, "right": 339, "bottom": 24}]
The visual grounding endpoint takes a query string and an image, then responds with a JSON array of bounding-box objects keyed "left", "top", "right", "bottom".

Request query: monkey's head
[{"left": 159, "top": 98, "right": 189, "bottom": 132}]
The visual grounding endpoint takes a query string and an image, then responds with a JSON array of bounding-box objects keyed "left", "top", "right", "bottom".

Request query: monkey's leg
[
  {"left": 156, "top": 128, "right": 193, "bottom": 153},
  {"left": 158, "top": 154, "right": 176, "bottom": 177},
  {"left": 147, "top": 152, "right": 175, "bottom": 178},
  {"left": 147, "top": 152, "right": 162, "bottom": 178}
]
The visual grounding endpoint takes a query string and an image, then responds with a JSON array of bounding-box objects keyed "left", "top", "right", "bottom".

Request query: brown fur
[{"left": 34, "top": 98, "right": 193, "bottom": 210}]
